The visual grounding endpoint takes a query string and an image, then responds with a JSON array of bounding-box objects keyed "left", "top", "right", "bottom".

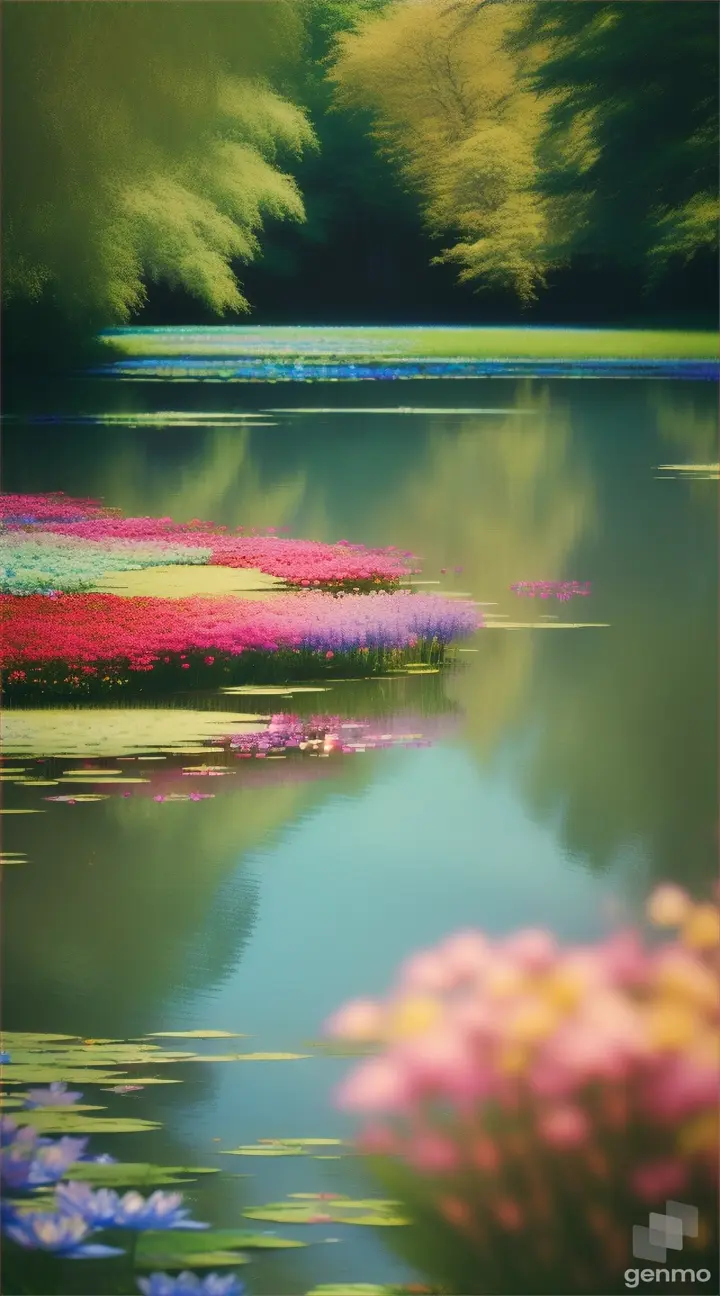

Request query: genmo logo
[
  {"left": 625, "top": 1201, "right": 712, "bottom": 1288},
  {"left": 625, "top": 1267, "right": 712, "bottom": 1288}
]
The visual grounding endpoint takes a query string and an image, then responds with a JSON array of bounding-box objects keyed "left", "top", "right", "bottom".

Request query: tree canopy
[
  {"left": 330, "top": 0, "right": 553, "bottom": 303},
  {"left": 2, "top": 2, "right": 314, "bottom": 326},
  {"left": 2, "top": 0, "right": 717, "bottom": 342}
]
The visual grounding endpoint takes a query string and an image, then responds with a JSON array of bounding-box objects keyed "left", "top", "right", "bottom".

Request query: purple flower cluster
[
  {"left": 138, "top": 1275, "right": 244, "bottom": 1296},
  {"left": 511, "top": 581, "right": 591, "bottom": 601}
]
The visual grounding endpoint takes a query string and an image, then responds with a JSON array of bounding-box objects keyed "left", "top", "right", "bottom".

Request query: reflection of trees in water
[
  {"left": 371, "top": 382, "right": 597, "bottom": 757},
  {"left": 513, "top": 382, "right": 717, "bottom": 887},
  {"left": 3, "top": 757, "right": 374, "bottom": 1038}
]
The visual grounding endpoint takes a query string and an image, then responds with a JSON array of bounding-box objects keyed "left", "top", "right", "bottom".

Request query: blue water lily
[
  {"left": 24, "top": 1081, "right": 83, "bottom": 1108},
  {"left": 3, "top": 1209, "right": 124, "bottom": 1258},
  {"left": 57, "top": 1183, "right": 208, "bottom": 1231},
  {"left": 138, "top": 1273, "right": 244, "bottom": 1296},
  {"left": 0, "top": 1129, "right": 87, "bottom": 1190}
]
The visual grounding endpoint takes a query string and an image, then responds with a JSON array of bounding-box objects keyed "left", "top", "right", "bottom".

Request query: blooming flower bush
[
  {"left": 4, "top": 491, "right": 414, "bottom": 588},
  {"left": 325, "top": 886, "right": 719, "bottom": 1295},
  {"left": 0, "top": 493, "right": 117, "bottom": 525},
  {"left": 0, "top": 590, "right": 478, "bottom": 681},
  {"left": 0, "top": 536, "right": 212, "bottom": 594},
  {"left": 1, "top": 494, "right": 477, "bottom": 697}
]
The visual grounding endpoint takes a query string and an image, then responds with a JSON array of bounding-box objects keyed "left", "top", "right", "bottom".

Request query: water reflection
[{"left": 1, "top": 375, "right": 717, "bottom": 1294}]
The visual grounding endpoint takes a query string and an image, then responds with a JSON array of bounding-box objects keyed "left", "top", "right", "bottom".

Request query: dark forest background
[{"left": 3, "top": 0, "right": 718, "bottom": 374}]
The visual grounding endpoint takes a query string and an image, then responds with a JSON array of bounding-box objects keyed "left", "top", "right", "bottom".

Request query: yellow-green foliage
[
  {"left": 330, "top": 0, "right": 554, "bottom": 303},
  {"left": 3, "top": 3, "right": 315, "bottom": 322}
]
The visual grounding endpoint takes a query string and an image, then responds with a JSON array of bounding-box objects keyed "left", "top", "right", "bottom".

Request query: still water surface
[{"left": 2, "top": 374, "right": 717, "bottom": 1293}]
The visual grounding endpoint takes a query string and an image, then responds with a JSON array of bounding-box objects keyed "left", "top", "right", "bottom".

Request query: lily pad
[
  {"left": 186, "top": 1053, "right": 310, "bottom": 1062},
  {"left": 243, "top": 1197, "right": 410, "bottom": 1227},
  {"left": 1, "top": 1068, "right": 131, "bottom": 1085},
  {"left": 66, "top": 1162, "right": 220, "bottom": 1187},
  {"left": 145, "top": 1031, "right": 248, "bottom": 1039},
  {"left": 99, "top": 1077, "right": 182, "bottom": 1087},
  {"left": 136, "top": 1229, "right": 305, "bottom": 1269},
  {"left": 221, "top": 1139, "right": 344, "bottom": 1158},
  {"left": 56, "top": 776, "right": 151, "bottom": 784},
  {"left": 18, "top": 1111, "right": 162, "bottom": 1133},
  {"left": 61, "top": 768, "right": 123, "bottom": 776},
  {"left": 1, "top": 1033, "right": 80, "bottom": 1044},
  {"left": 305, "top": 1287, "right": 436, "bottom": 1295}
]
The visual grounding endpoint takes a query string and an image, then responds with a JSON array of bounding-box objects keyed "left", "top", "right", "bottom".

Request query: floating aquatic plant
[
  {"left": 137, "top": 1275, "right": 244, "bottom": 1296},
  {"left": 2, "top": 1208, "right": 125, "bottom": 1258},
  {"left": 56, "top": 1183, "right": 208, "bottom": 1231},
  {"left": 23, "top": 1082, "right": 82, "bottom": 1109}
]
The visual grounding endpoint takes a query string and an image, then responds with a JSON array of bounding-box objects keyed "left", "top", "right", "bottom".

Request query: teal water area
[{"left": 1, "top": 365, "right": 718, "bottom": 1295}]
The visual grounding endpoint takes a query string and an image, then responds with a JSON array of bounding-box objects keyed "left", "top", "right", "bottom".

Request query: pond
[{"left": 1, "top": 357, "right": 718, "bottom": 1295}]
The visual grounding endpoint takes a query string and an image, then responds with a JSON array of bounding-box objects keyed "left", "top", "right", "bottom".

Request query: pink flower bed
[
  {"left": 0, "top": 492, "right": 118, "bottom": 524},
  {"left": 23, "top": 513, "right": 414, "bottom": 588},
  {"left": 0, "top": 590, "right": 480, "bottom": 670},
  {"left": 325, "top": 886, "right": 719, "bottom": 1292}
]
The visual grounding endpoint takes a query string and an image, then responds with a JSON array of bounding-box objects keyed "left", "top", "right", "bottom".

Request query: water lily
[
  {"left": 57, "top": 1183, "right": 208, "bottom": 1231},
  {"left": 3, "top": 1209, "right": 124, "bottom": 1258},
  {"left": 0, "top": 1130, "right": 87, "bottom": 1190},
  {"left": 137, "top": 1274, "right": 244, "bottom": 1296},
  {"left": 24, "top": 1081, "right": 83, "bottom": 1108}
]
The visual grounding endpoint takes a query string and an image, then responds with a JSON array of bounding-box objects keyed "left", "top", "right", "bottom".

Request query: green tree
[
  {"left": 2, "top": 2, "right": 314, "bottom": 328},
  {"left": 512, "top": 1, "right": 719, "bottom": 277},
  {"left": 329, "top": 0, "right": 553, "bottom": 303}
]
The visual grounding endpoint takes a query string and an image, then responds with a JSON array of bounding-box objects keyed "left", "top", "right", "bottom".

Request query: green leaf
[
  {"left": 2, "top": 1068, "right": 128, "bottom": 1085},
  {"left": 65, "top": 1162, "right": 220, "bottom": 1186},
  {"left": 18, "top": 1111, "right": 162, "bottom": 1133},
  {"left": 185, "top": 1052, "right": 310, "bottom": 1062},
  {"left": 144, "top": 1031, "right": 248, "bottom": 1039},
  {"left": 221, "top": 1138, "right": 345, "bottom": 1157},
  {"left": 1, "top": 1033, "right": 81, "bottom": 1045},
  {"left": 4, "top": 1048, "right": 195, "bottom": 1065},
  {"left": 243, "top": 1197, "right": 410, "bottom": 1227},
  {"left": 136, "top": 1229, "right": 305, "bottom": 1268}
]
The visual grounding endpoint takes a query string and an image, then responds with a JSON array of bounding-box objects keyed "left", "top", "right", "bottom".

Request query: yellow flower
[
  {"left": 655, "top": 952, "right": 718, "bottom": 1011},
  {"left": 497, "top": 1041, "right": 529, "bottom": 1074},
  {"left": 647, "top": 885, "right": 691, "bottom": 927},
  {"left": 541, "top": 969, "right": 586, "bottom": 1013},
  {"left": 645, "top": 1002, "right": 701, "bottom": 1050},
  {"left": 681, "top": 904, "right": 720, "bottom": 951},
  {"left": 484, "top": 965, "right": 527, "bottom": 999},
  {"left": 389, "top": 996, "right": 440, "bottom": 1039},
  {"left": 506, "top": 999, "right": 560, "bottom": 1044},
  {"left": 678, "top": 1111, "right": 719, "bottom": 1156}
]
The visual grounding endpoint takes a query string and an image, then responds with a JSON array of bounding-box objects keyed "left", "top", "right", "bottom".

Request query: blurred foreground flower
[
  {"left": 137, "top": 1273, "right": 244, "bottom": 1296},
  {"left": 56, "top": 1182, "right": 208, "bottom": 1231},
  {"left": 326, "top": 886, "right": 719, "bottom": 1294},
  {"left": 24, "top": 1081, "right": 82, "bottom": 1108},
  {"left": 0, "top": 1126, "right": 87, "bottom": 1190},
  {"left": 3, "top": 1209, "right": 124, "bottom": 1258}
]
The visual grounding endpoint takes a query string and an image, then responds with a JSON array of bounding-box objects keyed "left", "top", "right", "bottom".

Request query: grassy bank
[
  {"left": 2, "top": 641, "right": 452, "bottom": 703},
  {"left": 100, "top": 325, "right": 720, "bottom": 362}
]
